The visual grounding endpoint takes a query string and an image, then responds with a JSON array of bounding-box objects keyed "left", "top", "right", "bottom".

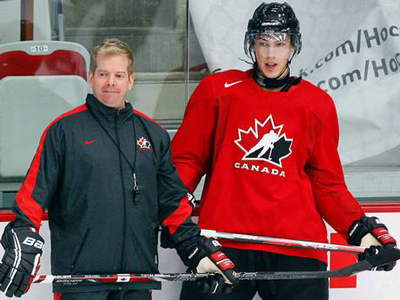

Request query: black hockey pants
[{"left": 180, "top": 247, "right": 328, "bottom": 300}]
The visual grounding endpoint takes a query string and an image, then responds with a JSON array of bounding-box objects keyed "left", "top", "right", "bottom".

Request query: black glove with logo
[
  {"left": 0, "top": 224, "right": 44, "bottom": 297},
  {"left": 180, "top": 236, "right": 238, "bottom": 294},
  {"left": 348, "top": 216, "right": 397, "bottom": 271}
]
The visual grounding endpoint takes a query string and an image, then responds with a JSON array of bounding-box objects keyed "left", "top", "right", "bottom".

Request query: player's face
[
  {"left": 254, "top": 34, "right": 293, "bottom": 79},
  {"left": 89, "top": 54, "right": 134, "bottom": 109}
]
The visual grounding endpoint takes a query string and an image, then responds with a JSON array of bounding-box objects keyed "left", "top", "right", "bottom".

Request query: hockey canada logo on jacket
[
  {"left": 234, "top": 114, "right": 293, "bottom": 168},
  {"left": 136, "top": 137, "right": 152, "bottom": 150}
]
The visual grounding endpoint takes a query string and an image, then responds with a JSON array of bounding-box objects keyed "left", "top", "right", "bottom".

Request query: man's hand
[
  {"left": 0, "top": 224, "right": 44, "bottom": 297},
  {"left": 348, "top": 216, "right": 397, "bottom": 271},
  {"left": 182, "top": 237, "right": 238, "bottom": 294}
]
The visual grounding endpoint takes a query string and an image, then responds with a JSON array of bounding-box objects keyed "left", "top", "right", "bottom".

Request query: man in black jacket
[{"left": 0, "top": 38, "right": 237, "bottom": 300}]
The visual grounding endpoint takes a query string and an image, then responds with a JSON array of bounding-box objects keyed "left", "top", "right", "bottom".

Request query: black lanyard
[{"left": 87, "top": 105, "right": 139, "bottom": 194}]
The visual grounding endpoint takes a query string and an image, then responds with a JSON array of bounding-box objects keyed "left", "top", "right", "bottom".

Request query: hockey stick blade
[
  {"left": 242, "top": 247, "right": 400, "bottom": 280},
  {"left": 33, "top": 248, "right": 400, "bottom": 285},
  {"left": 365, "top": 246, "right": 400, "bottom": 270},
  {"left": 201, "top": 229, "right": 366, "bottom": 254}
]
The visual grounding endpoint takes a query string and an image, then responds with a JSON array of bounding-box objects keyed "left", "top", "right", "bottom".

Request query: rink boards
[{"left": 0, "top": 206, "right": 399, "bottom": 300}]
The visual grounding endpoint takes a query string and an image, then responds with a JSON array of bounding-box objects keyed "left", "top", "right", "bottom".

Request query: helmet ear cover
[{"left": 244, "top": 2, "right": 302, "bottom": 61}]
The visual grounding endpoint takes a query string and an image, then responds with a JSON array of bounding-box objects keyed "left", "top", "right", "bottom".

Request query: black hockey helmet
[{"left": 244, "top": 2, "right": 302, "bottom": 60}]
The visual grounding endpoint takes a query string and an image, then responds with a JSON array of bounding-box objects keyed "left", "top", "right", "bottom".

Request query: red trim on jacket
[
  {"left": 133, "top": 109, "right": 162, "bottom": 127},
  {"left": 16, "top": 104, "right": 88, "bottom": 229},
  {"left": 162, "top": 194, "right": 193, "bottom": 235}
]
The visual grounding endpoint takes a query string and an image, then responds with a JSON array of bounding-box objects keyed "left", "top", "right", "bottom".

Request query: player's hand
[
  {"left": 359, "top": 244, "right": 397, "bottom": 271},
  {"left": 0, "top": 224, "right": 44, "bottom": 297},
  {"left": 348, "top": 216, "right": 397, "bottom": 271},
  {"left": 183, "top": 237, "right": 238, "bottom": 294}
]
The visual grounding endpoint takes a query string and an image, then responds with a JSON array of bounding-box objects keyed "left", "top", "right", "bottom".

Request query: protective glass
[{"left": 254, "top": 33, "right": 293, "bottom": 59}]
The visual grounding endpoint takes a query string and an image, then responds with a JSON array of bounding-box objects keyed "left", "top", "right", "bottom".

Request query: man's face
[
  {"left": 254, "top": 34, "right": 293, "bottom": 79},
  {"left": 88, "top": 54, "right": 134, "bottom": 109}
]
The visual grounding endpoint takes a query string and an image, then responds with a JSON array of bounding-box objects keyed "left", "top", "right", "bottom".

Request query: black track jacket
[{"left": 12, "top": 94, "right": 200, "bottom": 292}]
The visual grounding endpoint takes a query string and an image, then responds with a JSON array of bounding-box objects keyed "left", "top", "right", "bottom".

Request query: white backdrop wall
[{"left": 189, "top": 0, "right": 400, "bottom": 168}]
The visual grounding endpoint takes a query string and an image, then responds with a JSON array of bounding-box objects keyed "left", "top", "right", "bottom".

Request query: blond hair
[{"left": 90, "top": 38, "right": 135, "bottom": 75}]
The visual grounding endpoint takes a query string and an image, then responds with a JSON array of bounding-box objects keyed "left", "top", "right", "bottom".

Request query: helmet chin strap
[
  {"left": 253, "top": 52, "right": 295, "bottom": 90},
  {"left": 253, "top": 63, "right": 290, "bottom": 89}
]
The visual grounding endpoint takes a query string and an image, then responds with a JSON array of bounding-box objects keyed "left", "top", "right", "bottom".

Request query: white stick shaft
[{"left": 201, "top": 229, "right": 365, "bottom": 254}]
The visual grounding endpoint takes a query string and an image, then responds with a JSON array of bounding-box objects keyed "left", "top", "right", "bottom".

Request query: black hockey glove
[
  {"left": 181, "top": 237, "right": 238, "bottom": 294},
  {"left": 0, "top": 224, "right": 44, "bottom": 297},
  {"left": 348, "top": 216, "right": 397, "bottom": 271}
]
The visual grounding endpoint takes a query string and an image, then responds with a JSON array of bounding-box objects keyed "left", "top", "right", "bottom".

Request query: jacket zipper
[{"left": 115, "top": 110, "right": 127, "bottom": 272}]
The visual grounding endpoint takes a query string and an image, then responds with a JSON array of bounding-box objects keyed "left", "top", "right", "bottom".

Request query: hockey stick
[
  {"left": 33, "top": 247, "right": 400, "bottom": 284},
  {"left": 201, "top": 229, "right": 366, "bottom": 254}
]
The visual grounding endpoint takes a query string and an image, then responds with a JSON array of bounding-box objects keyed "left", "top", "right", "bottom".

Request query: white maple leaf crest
[{"left": 234, "top": 114, "right": 293, "bottom": 167}]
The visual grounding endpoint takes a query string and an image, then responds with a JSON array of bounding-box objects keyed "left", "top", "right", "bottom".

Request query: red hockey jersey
[{"left": 172, "top": 69, "right": 365, "bottom": 263}]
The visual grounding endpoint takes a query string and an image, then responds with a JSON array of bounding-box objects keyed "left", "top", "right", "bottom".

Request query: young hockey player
[
  {"left": 0, "top": 38, "right": 237, "bottom": 300},
  {"left": 172, "top": 2, "right": 397, "bottom": 300}
]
